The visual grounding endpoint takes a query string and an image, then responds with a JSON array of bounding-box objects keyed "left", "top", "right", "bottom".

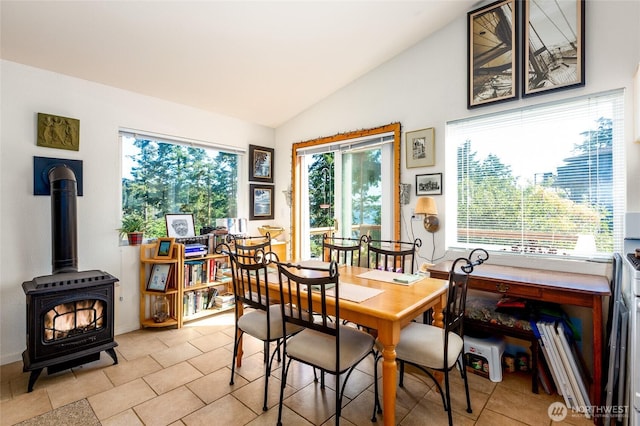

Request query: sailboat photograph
[
  {"left": 468, "top": 0, "right": 517, "bottom": 108},
  {"left": 524, "top": 0, "right": 585, "bottom": 96}
]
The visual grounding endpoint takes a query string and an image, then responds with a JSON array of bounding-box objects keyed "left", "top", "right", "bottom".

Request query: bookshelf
[{"left": 139, "top": 242, "right": 233, "bottom": 329}]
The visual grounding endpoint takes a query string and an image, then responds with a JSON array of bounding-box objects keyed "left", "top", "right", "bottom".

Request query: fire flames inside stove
[{"left": 43, "top": 299, "right": 105, "bottom": 342}]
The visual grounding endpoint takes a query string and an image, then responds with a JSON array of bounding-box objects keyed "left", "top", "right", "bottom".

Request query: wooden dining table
[{"left": 238, "top": 264, "right": 449, "bottom": 426}]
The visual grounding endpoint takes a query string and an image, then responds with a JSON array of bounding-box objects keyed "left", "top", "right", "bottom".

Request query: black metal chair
[
  {"left": 227, "top": 233, "right": 272, "bottom": 261},
  {"left": 216, "top": 242, "right": 302, "bottom": 412},
  {"left": 366, "top": 238, "right": 421, "bottom": 274},
  {"left": 271, "top": 259, "right": 376, "bottom": 426},
  {"left": 372, "top": 249, "right": 489, "bottom": 425},
  {"left": 321, "top": 233, "right": 369, "bottom": 266}
]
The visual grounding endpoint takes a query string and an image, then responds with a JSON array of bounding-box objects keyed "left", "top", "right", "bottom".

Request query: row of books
[
  {"left": 183, "top": 258, "right": 218, "bottom": 287},
  {"left": 183, "top": 287, "right": 217, "bottom": 316},
  {"left": 533, "top": 320, "right": 592, "bottom": 416}
]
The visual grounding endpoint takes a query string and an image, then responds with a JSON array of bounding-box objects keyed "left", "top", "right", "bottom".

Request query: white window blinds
[{"left": 446, "top": 89, "right": 624, "bottom": 257}]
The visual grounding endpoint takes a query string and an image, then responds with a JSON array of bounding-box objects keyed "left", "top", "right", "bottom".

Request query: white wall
[
  {"left": 275, "top": 0, "right": 640, "bottom": 271},
  {"left": 0, "top": 61, "right": 275, "bottom": 364}
]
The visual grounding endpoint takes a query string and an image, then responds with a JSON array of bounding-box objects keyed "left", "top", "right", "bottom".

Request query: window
[
  {"left": 120, "top": 130, "right": 242, "bottom": 240},
  {"left": 446, "top": 90, "right": 624, "bottom": 257}
]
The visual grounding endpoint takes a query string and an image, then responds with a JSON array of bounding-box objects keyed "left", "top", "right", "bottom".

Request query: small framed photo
[
  {"left": 249, "top": 144, "right": 274, "bottom": 183},
  {"left": 416, "top": 173, "right": 443, "bottom": 196},
  {"left": 523, "top": 0, "right": 585, "bottom": 97},
  {"left": 147, "top": 264, "right": 172, "bottom": 292},
  {"left": 467, "top": 0, "right": 518, "bottom": 108},
  {"left": 165, "top": 214, "right": 195, "bottom": 238},
  {"left": 406, "top": 128, "right": 435, "bottom": 168},
  {"left": 154, "top": 237, "right": 175, "bottom": 259},
  {"left": 249, "top": 184, "right": 274, "bottom": 220}
]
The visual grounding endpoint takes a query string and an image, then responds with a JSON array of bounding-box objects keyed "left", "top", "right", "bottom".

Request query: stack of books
[
  {"left": 184, "top": 243, "right": 207, "bottom": 258},
  {"left": 214, "top": 293, "right": 235, "bottom": 309}
]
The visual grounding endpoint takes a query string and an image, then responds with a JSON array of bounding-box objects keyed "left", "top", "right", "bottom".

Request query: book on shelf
[{"left": 214, "top": 293, "right": 235, "bottom": 308}]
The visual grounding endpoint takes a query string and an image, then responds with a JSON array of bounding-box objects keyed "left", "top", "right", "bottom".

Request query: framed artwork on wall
[
  {"left": 405, "top": 128, "right": 435, "bottom": 168},
  {"left": 523, "top": 0, "right": 585, "bottom": 97},
  {"left": 416, "top": 173, "right": 442, "bottom": 196},
  {"left": 467, "top": 0, "right": 519, "bottom": 108},
  {"left": 249, "top": 184, "right": 274, "bottom": 220},
  {"left": 249, "top": 144, "right": 274, "bottom": 183},
  {"left": 165, "top": 214, "right": 195, "bottom": 238}
]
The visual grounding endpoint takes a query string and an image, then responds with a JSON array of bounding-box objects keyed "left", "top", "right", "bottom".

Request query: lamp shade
[{"left": 415, "top": 197, "right": 438, "bottom": 215}]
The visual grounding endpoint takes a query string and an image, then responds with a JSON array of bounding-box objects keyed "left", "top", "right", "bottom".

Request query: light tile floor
[{"left": 1, "top": 312, "right": 595, "bottom": 425}]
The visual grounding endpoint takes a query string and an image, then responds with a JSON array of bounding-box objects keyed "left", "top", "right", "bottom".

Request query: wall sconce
[
  {"left": 415, "top": 196, "right": 439, "bottom": 232},
  {"left": 399, "top": 183, "right": 411, "bottom": 205},
  {"left": 282, "top": 186, "right": 292, "bottom": 208}
]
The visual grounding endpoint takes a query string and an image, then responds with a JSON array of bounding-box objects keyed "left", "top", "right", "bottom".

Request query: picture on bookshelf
[
  {"left": 154, "top": 237, "right": 175, "bottom": 259},
  {"left": 147, "top": 264, "right": 172, "bottom": 292}
]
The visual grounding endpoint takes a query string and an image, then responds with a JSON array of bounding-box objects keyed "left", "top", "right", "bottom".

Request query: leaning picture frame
[
  {"left": 468, "top": 0, "right": 519, "bottom": 108},
  {"left": 416, "top": 173, "right": 443, "bottom": 196},
  {"left": 249, "top": 144, "right": 274, "bottom": 183},
  {"left": 154, "top": 237, "right": 175, "bottom": 259},
  {"left": 249, "top": 184, "right": 274, "bottom": 220},
  {"left": 406, "top": 128, "right": 435, "bottom": 168},
  {"left": 165, "top": 213, "right": 195, "bottom": 238},
  {"left": 523, "top": 0, "right": 585, "bottom": 97},
  {"left": 147, "top": 263, "right": 172, "bottom": 292}
]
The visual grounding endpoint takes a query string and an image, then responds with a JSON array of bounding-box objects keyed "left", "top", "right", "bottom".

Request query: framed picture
[
  {"left": 468, "top": 0, "right": 519, "bottom": 108},
  {"left": 147, "top": 264, "right": 172, "bottom": 292},
  {"left": 165, "top": 213, "right": 195, "bottom": 238},
  {"left": 154, "top": 237, "right": 175, "bottom": 259},
  {"left": 249, "top": 184, "right": 274, "bottom": 220},
  {"left": 405, "top": 128, "right": 435, "bottom": 168},
  {"left": 416, "top": 173, "right": 442, "bottom": 196},
  {"left": 249, "top": 144, "right": 274, "bottom": 183},
  {"left": 523, "top": 0, "right": 585, "bottom": 97}
]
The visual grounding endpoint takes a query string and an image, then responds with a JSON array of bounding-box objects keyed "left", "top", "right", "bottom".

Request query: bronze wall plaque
[{"left": 37, "top": 113, "right": 80, "bottom": 151}]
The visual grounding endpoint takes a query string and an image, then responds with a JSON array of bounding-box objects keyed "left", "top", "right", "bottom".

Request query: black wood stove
[{"left": 22, "top": 165, "right": 118, "bottom": 392}]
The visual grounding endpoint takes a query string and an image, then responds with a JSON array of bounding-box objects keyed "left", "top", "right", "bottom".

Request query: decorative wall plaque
[{"left": 37, "top": 113, "right": 80, "bottom": 151}]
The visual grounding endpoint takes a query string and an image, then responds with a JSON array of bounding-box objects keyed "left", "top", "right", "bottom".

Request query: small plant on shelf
[{"left": 119, "top": 213, "right": 146, "bottom": 245}]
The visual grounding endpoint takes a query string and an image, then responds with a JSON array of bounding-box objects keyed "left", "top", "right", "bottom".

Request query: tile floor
[{"left": 1, "top": 312, "right": 595, "bottom": 426}]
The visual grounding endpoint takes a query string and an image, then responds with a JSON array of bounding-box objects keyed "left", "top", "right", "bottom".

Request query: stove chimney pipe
[{"left": 49, "top": 165, "right": 78, "bottom": 273}]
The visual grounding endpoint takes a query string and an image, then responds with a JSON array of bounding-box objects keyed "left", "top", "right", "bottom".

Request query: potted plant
[{"left": 119, "top": 213, "right": 146, "bottom": 245}]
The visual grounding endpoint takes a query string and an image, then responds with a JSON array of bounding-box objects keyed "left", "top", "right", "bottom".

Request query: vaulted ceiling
[{"left": 1, "top": 1, "right": 476, "bottom": 127}]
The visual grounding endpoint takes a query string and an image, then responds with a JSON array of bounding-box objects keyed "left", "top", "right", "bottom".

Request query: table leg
[{"left": 377, "top": 322, "right": 400, "bottom": 426}]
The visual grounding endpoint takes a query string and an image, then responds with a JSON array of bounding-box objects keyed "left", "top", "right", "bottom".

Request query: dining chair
[
  {"left": 272, "top": 259, "right": 376, "bottom": 426},
  {"left": 366, "top": 237, "right": 422, "bottom": 274},
  {"left": 227, "top": 233, "right": 272, "bottom": 261},
  {"left": 216, "top": 242, "right": 302, "bottom": 412},
  {"left": 371, "top": 248, "right": 489, "bottom": 425},
  {"left": 322, "top": 233, "right": 369, "bottom": 266}
]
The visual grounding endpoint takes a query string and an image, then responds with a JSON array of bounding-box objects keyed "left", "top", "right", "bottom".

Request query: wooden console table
[{"left": 428, "top": 261, "right": 610, "bottom": 408}]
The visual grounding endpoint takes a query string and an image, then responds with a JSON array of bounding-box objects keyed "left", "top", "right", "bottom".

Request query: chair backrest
[
  {"left": 321, "top": 233, "right": 369, "bottom": 266},
  {"left": 366, "top": 238, "right": 422, "bottom": 273},
  {"left": 443, "top": 249, "right": 489, "bottom": 340},
  {"left": 217, "top": 241, "right": 273, "bottom": 315},
  {"left": 227, "top": 233, "right": 272, "bottom": 263},
  {"left": 274, "top": 260, "right": 341, "bottom": 341}
]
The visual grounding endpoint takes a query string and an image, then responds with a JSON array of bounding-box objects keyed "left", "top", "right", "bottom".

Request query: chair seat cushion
[
  {"left": 286, "top": 325, "right": 374, "bottom": 373},
  {"left": 238, "top": 305, "right": 303, "bottom": 341},
  {"left": 393, "top": 322, "right": 463, "bottom": 370}
]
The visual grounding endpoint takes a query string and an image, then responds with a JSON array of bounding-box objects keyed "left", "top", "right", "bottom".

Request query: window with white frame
[
  {"left": 120, "top": 130, "right": 242, "bottom": 240},
  {"left": 446, "top": 89, "right": 624, "bottom": 257}
]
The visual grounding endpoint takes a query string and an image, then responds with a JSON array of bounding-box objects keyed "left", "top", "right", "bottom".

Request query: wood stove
[{"left": 22, "top": 164, "right": 118, "bottom": 392}]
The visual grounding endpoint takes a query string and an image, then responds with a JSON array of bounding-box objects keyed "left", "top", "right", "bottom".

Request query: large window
[
  {"left": 120, "top": 131, "right": 241, "bottom": 240},
  {"left": 446, "top": 90, "right": 624, "bottom": 257}
]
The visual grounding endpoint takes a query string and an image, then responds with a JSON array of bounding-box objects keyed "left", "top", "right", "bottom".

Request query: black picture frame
[
  {"left": 523, "top": 0, "right": 585, "bottom": 97},
  {"left": 165, "top": 213, "right": 195, "bottom": 238},
  {"left": 468, "top": 0, "right": 519, "bottom": 109},
  {"left": 415, "top": 173, "right": 442, "bottom": 196},
  {"left": 249, "top": 144, "right": 274, "bottom": 183},
  {"left": 249, "top": 184, "right": 274, "bottom": 220},
  {"left": 147, "top": 264, "right": 172, "bottom": 292},
  {"left": 154, "top": 237, "right": 175, "bottom": 259}
]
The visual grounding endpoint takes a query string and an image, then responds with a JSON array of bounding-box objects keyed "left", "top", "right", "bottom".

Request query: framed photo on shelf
[
  {"left": 249, "top": 184, "right": 274, "bottom": 220},
  {"left": 147, "top": 264, "right": 172, "bottom": 292},
  {"left": 154, "top": 237, "right": 175, "bottom": 259},
  {"left": 406, "top": 128, "right": 435, "bottom": 168},
  {"left": 523, "top": 0, "right": 585, "bottom": 97},
  {"left": 467, "top": 0, "right": 518, "bottom": 108},
  {"left": 416, "top": 173, "right": 443, "bottom": 196},
  {"left": 249, "top": 144, "right": 274, "bottom": 183},
  {"left": 165, "top": 213, "right": 195, "bottom": 238}
]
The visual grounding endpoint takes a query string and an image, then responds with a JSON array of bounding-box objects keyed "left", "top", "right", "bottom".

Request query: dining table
[{"left": 237, "top": 263, "right": 449, "bottom": 426}]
